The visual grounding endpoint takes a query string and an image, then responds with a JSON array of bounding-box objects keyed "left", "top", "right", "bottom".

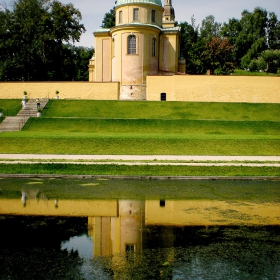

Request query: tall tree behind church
[{"left": 0, "top": 0, "right": 86, "bottom": 81}]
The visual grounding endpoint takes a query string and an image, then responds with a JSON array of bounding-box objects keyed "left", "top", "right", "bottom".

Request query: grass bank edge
[{"left": 0, "top": 164, "right": 279, "bottom": 177}]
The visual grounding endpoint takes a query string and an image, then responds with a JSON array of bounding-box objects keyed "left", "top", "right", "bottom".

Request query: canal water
[{"left": 0, "top": 178, "right": 279, "bottom": 279}]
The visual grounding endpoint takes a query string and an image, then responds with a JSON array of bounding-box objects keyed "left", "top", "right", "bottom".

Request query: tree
[
  {"left": 261, "top": 49, "right": 280, "bottom": 74},
  {"left": 267, "top": 12, "right": 280, "bottom": 50},
  {"left": 222, "top": 7, "right": 271, "bottom": 69},
  {"left": 179, "top": 20, "right": 206, "bottom": 74},
  {"left": 202, "top": 37, "right": 235, "bottom": 74},
  {"left": 101, "top": 7, "right": 115, "bottom": 28},
  {"left": 200, "top": 15, "right": 221, "bottom": 40},
  {"left": 70, "top": 46, "right": 94, "bottom": 81},
  {"left": 0, "top": 0, "right": 85, "bottom": 81}
]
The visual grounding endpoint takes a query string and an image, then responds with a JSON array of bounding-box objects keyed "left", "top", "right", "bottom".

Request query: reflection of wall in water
[
  {"left": 88, "top": 200, "right": 145, "bottom": 257},
  {"left": 145, "top": 200, "right": 280, "bottom": 226}
]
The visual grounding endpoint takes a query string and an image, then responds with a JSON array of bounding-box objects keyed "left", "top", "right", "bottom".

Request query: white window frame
[{"left": 128, "top": 34, "right": 137, "bottom": 54}]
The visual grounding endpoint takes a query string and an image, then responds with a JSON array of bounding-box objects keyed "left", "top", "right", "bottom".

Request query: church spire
[{"left": 162, "top": 0, "right": 175, "bottom": 27}]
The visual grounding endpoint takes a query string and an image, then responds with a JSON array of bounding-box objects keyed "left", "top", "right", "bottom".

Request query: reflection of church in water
[
  {"left": 88, "top": 200, "right": 146, "bottom": 257},
  {"left": 88, "top": 200, "right": 177, "bottom": 258},
  {"left": 1, "top": 194, "right": 278, "bottom": 258}
]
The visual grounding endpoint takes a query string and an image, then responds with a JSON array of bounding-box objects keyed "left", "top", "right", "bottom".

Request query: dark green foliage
[
  {"left": 101, "top": 6, "right": 115, "bottom": 28},
  {"left": 180, "top": 7, "right": 279, "bottom": 74},
  {"left": 0, "top": 0, "right": 86, "bottom": 81}
]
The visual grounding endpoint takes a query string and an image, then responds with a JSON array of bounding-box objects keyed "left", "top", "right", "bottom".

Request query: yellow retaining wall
[
  {"left": 146, "top": 75, "right": 280, "bottom": 103},
  {"left": 0, "top": 82, "right": 119, "bottom": 100},
  {"left": 1, "top": 76, "right": 280, "bottom": 103}
]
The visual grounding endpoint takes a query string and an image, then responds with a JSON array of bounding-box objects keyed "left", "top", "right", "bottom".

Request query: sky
[{"left": 3, "top": 0, "right": 280, "bottom": 47}]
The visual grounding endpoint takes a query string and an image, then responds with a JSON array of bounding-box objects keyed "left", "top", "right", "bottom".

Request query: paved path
[
  {"left": 0, "top": 154, "right": 279, "bottom": 166},
  {"left": 0, "top": 98, "right": 48, "bottom": 132}
]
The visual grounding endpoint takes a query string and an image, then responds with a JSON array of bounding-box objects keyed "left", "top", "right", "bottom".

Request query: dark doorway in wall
[
  {"left": 160, "top": 200, "right": 166, "bottom": 207},
  {"left": 160, "top": 92, "right": 166, "bottom": 101}
]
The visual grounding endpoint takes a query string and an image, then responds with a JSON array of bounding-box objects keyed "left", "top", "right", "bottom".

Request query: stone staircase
[{"left": 0, "top": 98, "right": 49, "bottom": 132}]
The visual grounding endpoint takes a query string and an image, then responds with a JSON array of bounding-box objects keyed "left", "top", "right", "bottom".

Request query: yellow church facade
[
  {"left": 1, "top": 1, "right": 279, "bottom": 103},
  {"left": 89, "top": 0, "right": 185, "bottom": 100}
]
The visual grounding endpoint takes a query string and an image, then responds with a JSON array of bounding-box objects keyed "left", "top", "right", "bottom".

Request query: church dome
[{"left": 115, "top": 0, "right": 162, "bottom": 7}]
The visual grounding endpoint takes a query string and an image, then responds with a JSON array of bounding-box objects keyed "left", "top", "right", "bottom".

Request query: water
[{"left": 0, "top": 178, "right": 279, "bottom": 279}]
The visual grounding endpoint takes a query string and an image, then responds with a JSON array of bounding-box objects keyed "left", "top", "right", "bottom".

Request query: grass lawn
[
  {"left": 0, "top": 99, "right": 22, "bottom": 117},
  {"left": 43, "top": 100, "right": 280, "bottom": 121},
  {"left": 0, "top": 100, "right": 279, "bottom": 157},
  {"left": 232, "top": 69, "right": 280, "bottom": 76},
  {"left": 0, "top": 133, "right": 279, "bottom": 155},
  {"left": 0, "top": 163, "right": 279, "bottom": 177},
  {"left": 23, "top": 118, "right": 280, "bottom": 135}
]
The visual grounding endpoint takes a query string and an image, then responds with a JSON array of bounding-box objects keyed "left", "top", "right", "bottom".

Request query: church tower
[
  {"left": 89, "top": 0, "right": 183, "bottom": 100},
  {"left": 162, "top": 0, "right": 175, "bottom": 28}
]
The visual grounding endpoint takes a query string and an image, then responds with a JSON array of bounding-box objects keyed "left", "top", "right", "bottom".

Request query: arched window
[
  {"left": 128, "top": 34, "right": 136, "bottom": 54},
  {"left": 152, "top": 37, "right": 156, "bottom": 57}
]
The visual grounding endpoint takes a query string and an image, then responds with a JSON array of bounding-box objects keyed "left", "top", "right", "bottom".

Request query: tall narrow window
[
  {"left": 112, "top": 38, "right": 115, "bottom": 57},
  {"left": 151, "top": 10, "right": 155, "bottom": 22},
  {"left": 152, "top": 37, "right": 156, "bottom": 57},
  {"left": 119, "top": 11, "right": 122, "bottom": 23},
  {"left": 133, "top": 8, "right": 139, "bottom": 21},
  {"left": 128, "top": 34, "right": 136, "bottom": 54}
]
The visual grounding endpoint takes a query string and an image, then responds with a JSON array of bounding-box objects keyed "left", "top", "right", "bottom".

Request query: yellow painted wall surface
[
  {"left": 0, "top": 82, "right": 119, "bottom": 100},
  {"left": 147, "top": 75, "right": 280, "bottom": 103},
  {"left": 115, "top": 4, "right": 163, "bottom": 27},
  {"left": 1, "top": 76, "right": 279, "bottom": 102}
]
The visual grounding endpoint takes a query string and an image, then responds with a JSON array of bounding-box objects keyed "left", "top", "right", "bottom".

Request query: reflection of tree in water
[
  {"left": 0, "top": 216, "right": 279, "bottom": 279},
  {"left": 1, "top": 248, "right": 84, "bottom": 280},
  {"left": 0, "top": 216, "right": 87, "bottom": 280}
]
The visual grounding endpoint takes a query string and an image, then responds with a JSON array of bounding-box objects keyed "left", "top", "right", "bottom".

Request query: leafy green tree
[
  {"left": 0, "top": 0, "right": 85, "bottom": 81},
  {"left": 179, "top": 20, "right": 206, "bottom": 74},
  {"left": 202, "top": 37, "right": 235, "bottom": 74},
  {"left": 71, "top": 46, "right": 94, "bottom": 81},
  {"left": 200, "top": 15, "right": 221, "bottom": 40},
  {"left": 221, "top": 7, "right": 276, "bottom": 69},
  {"left": 261, "top": 49, "right": 280, "bottom": 74},
  {"left": 267, "top": 12, "right": 280, "bottom": 50},
  {"left": 101, "top": 6, "right": 115, "bottom": 28}
]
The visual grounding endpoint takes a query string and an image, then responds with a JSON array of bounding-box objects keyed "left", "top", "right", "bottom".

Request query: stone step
[
  {"left": 18, "top": 98, "right": 49, "bottom": 117},
  {"left": 0, "top": 99, "right": 49, "bottom": 132},
  {"left": 0, "top": 116, "right": 30, "bottom": 131}
]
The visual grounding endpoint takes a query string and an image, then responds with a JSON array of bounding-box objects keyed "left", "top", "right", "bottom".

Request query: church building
[{"left": 88, "top": 0, "right": 186, "bottom": 100}]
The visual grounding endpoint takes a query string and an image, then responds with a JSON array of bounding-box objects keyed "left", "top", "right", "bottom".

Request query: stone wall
[
  {"left": 1, "top": 76, "right": 280, "bottom": 103},
  {"left": 146, "top": 75, "right": 280, "bottom": 103},
  {"left": 0, "top": 82, "right": 119, "bottom": 100}
]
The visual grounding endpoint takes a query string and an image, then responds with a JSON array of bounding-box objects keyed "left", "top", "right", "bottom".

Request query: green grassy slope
[
  {"left": 0, "top": 99, "right": 22, "bottom": 117},
  {"left": 43, "top": 100, "right": 280, "bottom": 121},
  {"left": 0, "top": 100, "right": 279, "bottom": 155}
]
